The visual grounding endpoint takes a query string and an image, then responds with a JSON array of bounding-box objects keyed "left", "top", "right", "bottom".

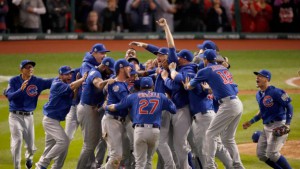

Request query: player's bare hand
[
  {"left": 107, "top": 78, "right": 116, "bottom": 85},
  {"left": 169, "top": 62, "right": 177, "bottom": 70},
  {"left": 161, "top": 70, "right": 169, "bottom": 80},
  {"left": 156, "top": 18, "right": 167, "bottom": 27},
  {"left": 82, "top": 72, "right": 88, "bottom": 81},
  {"left": 21, "top": 80, "right": 29, "bottom": 91},
  {"left": 129, "top": 41, "right": 145, "bottom": 47},
  {"left": 201, "top": 82, "right": 209, "bottom": 89},
  {"left": 242, "top": 121, "right": 252, "bottom": 129},
  {"left": 182, "top": 77, "right": 191, "bottom": 90}
]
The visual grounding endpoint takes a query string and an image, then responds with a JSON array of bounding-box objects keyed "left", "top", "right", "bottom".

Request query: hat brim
[
  {"left": 61, "top": 70, "right": 74, "bottom": 75},
  {"left": 130, "top": 70, "right": 137, "bottom": 75},
  {"left": 154, "top": 51, "right": 168, "bottom": 55},
  {"left": 21, "top": 61, "right": 36, "bottom": 69},
  {"left": 253, "top": 72, "right": 268, "bottom": 78},
  {"left": 127, "top": 57, "right": 140, "bottom": 64},
  {"left": 90, "top": 50, "right": 110, "bottom": 54},
  {"left": 197, "top": 44, "right": 204, "bottom": 49}
]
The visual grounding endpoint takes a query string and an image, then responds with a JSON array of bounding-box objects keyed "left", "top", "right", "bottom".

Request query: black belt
[
  {"left": 218, "top": 96, "right": 237, "bottom": 104},
  {"left": 12, "top": 111, "right": 33, "bottom": 116},
  {"left": 105, "top": 113, "right": 125, "bottom": 122},
  {"left": 134, "top": 124, "right": 160, "bottom": 129},
  {"left": 265, "top": 120, "right": 275, "bottom": 125}
]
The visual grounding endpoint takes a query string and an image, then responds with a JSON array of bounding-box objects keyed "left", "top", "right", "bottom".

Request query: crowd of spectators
[{"left": 0, "top": 0, "right": 299, "bottom": 34}]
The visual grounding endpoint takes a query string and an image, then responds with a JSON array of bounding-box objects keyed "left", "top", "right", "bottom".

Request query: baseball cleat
[{"left": 25, "top": 159, "right": 32, "bottom": 169}]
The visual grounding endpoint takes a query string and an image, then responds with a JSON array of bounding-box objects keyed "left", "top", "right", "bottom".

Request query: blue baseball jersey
[
  {"left": 81, "top": 67, "right": 105, "bottom": 106},
  {"left": 80, "top": 52, "right": 100, "bottom": 76},
  {"left": 6, "top": 75, "right": 53, "bottom": 112},
  {"left": 145, "top": 44, "right": 160, "bottom": 55},
  {"left": 256, "top": 86, "right": 293, "bottom": 124},
  {"left": 190, "top": 63, "right": 238, "bottom": 101},
  {"left": 114, "top": 90, "right": 176, "bottom": 127},
  {"left": 43, "top": 78, "right": 74, "bottom": 121},
  {"left": 106, "top": 81, "right": 130, "bottom": 117},
  {"left": 185, "top": 73, "right": 214, "bottom": 115}
]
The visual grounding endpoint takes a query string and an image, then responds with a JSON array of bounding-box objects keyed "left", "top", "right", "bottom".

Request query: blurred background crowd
[{"left": 0, "top": 0, "right": 299, "bottom": 34}]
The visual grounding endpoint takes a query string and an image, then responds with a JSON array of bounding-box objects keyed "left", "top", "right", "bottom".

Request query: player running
[{"left": 243, "top": 69, "right": 293, "bottom": 169}]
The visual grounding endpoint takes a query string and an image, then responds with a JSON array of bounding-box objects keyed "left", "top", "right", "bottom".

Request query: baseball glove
[{"left": 272, "top": 125, "right": 290, "bottom": 137}]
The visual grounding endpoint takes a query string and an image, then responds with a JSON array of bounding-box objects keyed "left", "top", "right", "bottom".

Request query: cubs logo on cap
[
  {"left": 102, "top": 57, "right": 115, "bottom": 72},
  {"left": 254, "top": 69, "right": 271, "bottom": 81}
]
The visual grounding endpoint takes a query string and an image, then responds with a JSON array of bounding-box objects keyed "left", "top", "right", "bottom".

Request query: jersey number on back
[
  {"left": 216, "top": 70, "right": 233, "bottom": 84},
  {"left": 139, "top": 99, "right": 159, "bottom": 114}
]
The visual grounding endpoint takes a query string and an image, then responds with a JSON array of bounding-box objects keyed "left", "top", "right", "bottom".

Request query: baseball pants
[
  {"left": 171, "top": 105, "right": 192, "bottom": 169},
  {"left": 120, "top": 116, "right": 135, "bottom": 169},
  {"left": 36, "top": 116, "right": 70, "bottom": 168},
  {"left": 102, "top": 114, "right": 126, "bottom": 169},
  {"left": 134, "top": 126, "right": 160, "bottom": 169},
  {"left": 257, "top": 121, "right": 288, "bottom": 162},
  {"left": 205, "top": 97, "right": 244, "bottom": 169},
  {"left": 76, "top": 103, "right": 102, "bottom": 169},
  {"left": 191, "top": 111, "right": 232, "bottom": 168},
  {"left": 53, "top": 105, "right": 79, "bottom": 169},
  {"left": 9, "top": 112, "right": 36, "bottom": 169},
  {"left": 157, "top": 110, "right": 177, "bottom": 169}
]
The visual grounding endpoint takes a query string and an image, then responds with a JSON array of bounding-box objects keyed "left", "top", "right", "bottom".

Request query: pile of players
[{"left": 6, "top": 18, "right": 293, "bottom": 169}]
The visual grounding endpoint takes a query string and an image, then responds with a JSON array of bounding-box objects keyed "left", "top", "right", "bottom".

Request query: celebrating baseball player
[
  {"left": 101, "top": 59, "right": 132, "bottom": 169},
  {"left": 183, "top": 49, "right": 245, "bottom": 169},
  {"left": 242, "top": 69, "right": 293, "bottom": 169},
  {"left": 5, "top": 60, "right": 53, "bottom": 169},
  {"left": 106, "top": 77, "right": 177, "bottom": 169},
  {"left": 76, "top": 57, "right": 115, "bottom": 169},
  {"left": 35, "top": 66, "right": 87, "bottom": 169}
]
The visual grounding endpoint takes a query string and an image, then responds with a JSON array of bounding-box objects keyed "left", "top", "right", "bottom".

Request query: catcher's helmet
[{"left": 252, "top": 130, "right": 262, "bottom": 143}]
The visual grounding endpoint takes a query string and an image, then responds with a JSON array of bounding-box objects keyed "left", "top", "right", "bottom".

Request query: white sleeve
[{"left": 33, "top": 7, "right": 46, "bottom": 14}]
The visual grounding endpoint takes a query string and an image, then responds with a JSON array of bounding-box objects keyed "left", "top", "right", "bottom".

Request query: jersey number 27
[{"left": 139, "top": 99, "right": 159, "bottom": 114}]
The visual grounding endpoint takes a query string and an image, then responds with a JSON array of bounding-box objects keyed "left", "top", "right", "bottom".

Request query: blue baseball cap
[
  {"left": 203, "top": 49, "right": 217, "bottom": 61},
  {"left": 20, "top": 60, "right": 36, "bottom": 69},
  {"left": 252, "top": 130, "right": 262, "bottom": 143},
  {"left": 102, "top": 57, "right": 115, "bottom": 72},
  {"left": 59, "top": 65, "right": 73, "bottom": 75},
  {"left": 177, "top": 49, "right": 194, "bottom": 62},
  {"left": 154, "top": 47, "right": 169, "bottom": 55},
  {"left": 90, "top": 43, "right": 110, "bottom": 54},
  {"left": 129, "top": 63, "right": 137, "bottom": 75},
  {"left": 114, "top": 59, "right": 130, "bottom": 72},
  {"left": 254, "top": 69, "right": 271, "bottom": 81},
  {"left": 140, "top": 77, "right": 153, "bottom": 88},
  {"left": 197, "top": 40, "right": 217, "bottom": 50},
  {"left": 128, "top": 57, "right": 140, "bottom": 64}
]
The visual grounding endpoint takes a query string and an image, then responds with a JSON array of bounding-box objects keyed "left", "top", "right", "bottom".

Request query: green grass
[{"left": 0, "top": 50, "right": 299, "bottom": 168}]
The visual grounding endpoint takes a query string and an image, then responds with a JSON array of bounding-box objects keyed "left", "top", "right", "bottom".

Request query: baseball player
[
  {"left": 106, "top": 77, "right": 177, "bottom": 169},
  {"left": 5, "top": 60, "right": 53, "bottom": 169},
  {"left": 76, "top": 57, "right": 115, "bottom": 169},
  {"left": 169, "top": 64, "right": 233, "bottom": 169},
  {"left": 101, "top": 59, "right": 132, "bottom": 169},
  {"left": 242, "top": 69, "right": 293, "bottom": 169},
  {"left": 35, "top": 66, "right": 87, "bottom": 169},
  {"left": 183, "top": 49, "right": 244, "bottom": 169},
  {"left": 53, "top": 68, "right": 81, "bottom": 169},
  {"left": 157, "top": 17, "right": 198, "bottom": 169}
]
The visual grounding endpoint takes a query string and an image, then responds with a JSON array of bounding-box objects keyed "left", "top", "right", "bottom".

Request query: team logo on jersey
[
  {"left": 281, "top": 93, "right": 289, "bottom": 101},
  {"left": 113, "top": 85, "right": 119, "bottom": 92},
  {"left": 26, "top": 85, "right": 38, "bottom": 97},
  {"left": 263, "top": 95, "right": 273, "bottom": 107}
]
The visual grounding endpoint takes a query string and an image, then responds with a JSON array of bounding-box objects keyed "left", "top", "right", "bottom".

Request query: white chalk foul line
[{"left": 0, "top": 75, "right": 12, "bottom": 83}]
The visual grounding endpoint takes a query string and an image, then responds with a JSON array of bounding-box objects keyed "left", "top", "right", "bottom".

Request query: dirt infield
[
  {"left": 238, "top": 140, "right": 300, "bottom": 160},
  {"left": 1, "top": 39, "right": 300, "bottom": 54}
]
